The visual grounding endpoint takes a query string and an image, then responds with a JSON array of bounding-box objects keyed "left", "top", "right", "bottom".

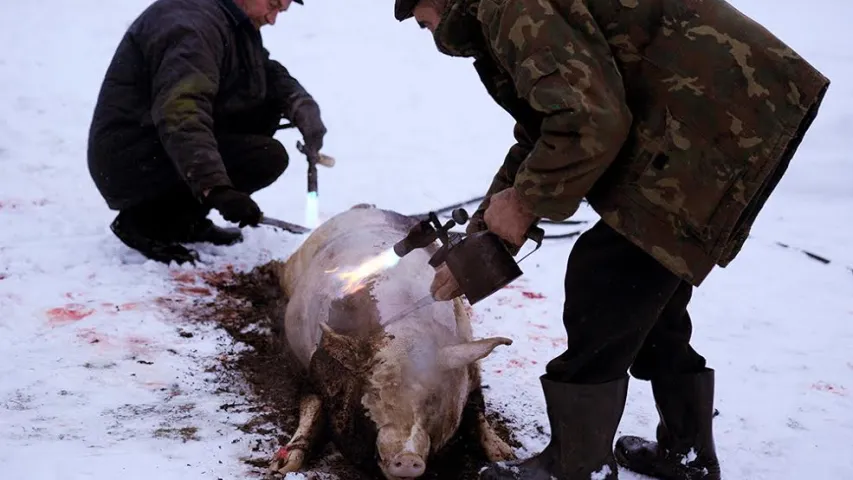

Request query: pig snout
[{"left": 386, "top": 452, "right": 426, "bottom": 478}]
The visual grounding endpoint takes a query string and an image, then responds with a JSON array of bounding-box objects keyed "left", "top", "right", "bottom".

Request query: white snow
[{"left": 1, "top": 0, "right": 851, "bottom": 479}]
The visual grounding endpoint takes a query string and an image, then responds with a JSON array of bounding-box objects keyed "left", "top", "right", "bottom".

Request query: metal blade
[
  {"left": 383, "top": 294, "right": 437, "bottom": 327},
  {"left": 258, "top": 215, "right": 312, "bottom": 234}
]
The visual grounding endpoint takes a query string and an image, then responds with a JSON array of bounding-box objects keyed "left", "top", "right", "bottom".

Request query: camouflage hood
[{"left": 433, "top": 0, "right": 485, "bottom": 57}]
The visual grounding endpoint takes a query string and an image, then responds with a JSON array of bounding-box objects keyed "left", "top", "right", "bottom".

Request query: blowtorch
[{"left": 393, "top": 208, "right": 544, "bottom": 306}]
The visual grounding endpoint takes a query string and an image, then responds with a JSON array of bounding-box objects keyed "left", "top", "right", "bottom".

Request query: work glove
[
  {"left": 206, "top": 186, "right": 263, "bottom": 228},
  {"left": 483, "top": 187, "right": 538, "bottom": 248},
  {"left": 430, "top": 263, "right": 463, "bottom": 301},
  {"left": 290, "top": 97, "right": 327, "bottom": 155}
]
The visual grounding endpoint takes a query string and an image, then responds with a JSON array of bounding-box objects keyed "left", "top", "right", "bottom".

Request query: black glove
[
  {"left": 290, "top": 97, "right": 327, "bottom": 154},
  {"left": 206, "top": 186, "right": 263, "bottom": 228}
]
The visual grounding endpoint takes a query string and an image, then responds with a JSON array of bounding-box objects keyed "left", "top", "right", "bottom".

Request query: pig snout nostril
[{"left": 387, "top": 453, "right": 426, "bottom": 477}]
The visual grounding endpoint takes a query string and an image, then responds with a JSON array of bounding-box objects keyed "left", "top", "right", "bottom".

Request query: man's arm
[
  {"left": 146, "top": 21, "right": 232, "bottom": 200},
  {"left": 263, "top": 49, "right": 327, "bottom": 153},
  {"left": 468, "top": 123, "right": 535, "bottom": 234},
  {"left": 479, "top": 0, "right": 633, "bottom": 221},
  {"left": 263, "top": 50, "right": 315, "bottom": 120}
]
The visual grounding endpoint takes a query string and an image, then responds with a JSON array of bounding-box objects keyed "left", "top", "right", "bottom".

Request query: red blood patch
[
  {"left": 47, "top": 304, "right": 94, "bottom": 326},
  {"left": 177, "top": 286, "right": 212, "bottom": 296},
  {"left": 171, "top": 271, "right": 196, "bottom": 284},
  {"left": 812, "top": 382, "right": 847, "bottom": 395},
  {"left": 521, "top": 291, "right": 546, "bottom": 299},
  {"left": 198, "top": 265, "right": 236, "bottom": 287},
  {"left": 275, "top": 447, "right": 289, "bottom": 459},
  {"left": 77, "top": 328, "right": 108, "bottom": 345}
]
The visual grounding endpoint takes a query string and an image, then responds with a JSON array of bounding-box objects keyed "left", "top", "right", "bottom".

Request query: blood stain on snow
[
  {"left": 812, "top": 382, "right": 847, "bottom": 395},
  {"left": 171, "top": 271, "right": 197, "bottom": 284},
  {"left": 100, "top": 301, "right": 144, "bottom": 315},
  {"left": 199, "top": 264, "right": 236, "bottom": 282},
  {"left": 177, "top": 285, "right": 212, "bottom": 296},
  {"left": 46, "top": 304, "right": 94, "bottom": 326},
  {"left": 77, "top": 328, "right": 107, "bottom": 344},
  {"left": 521, "top": 291, "right": 546, "bottom": 299}
]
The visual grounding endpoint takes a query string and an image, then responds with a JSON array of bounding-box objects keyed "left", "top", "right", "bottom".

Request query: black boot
[
  {"left": 479, "top": 375, "right": 629, "bottom": 480},
  {"left": 180, "top": 218, "right": 243, "bottom": 246},
  {"left": 110, "top": 211, "right": 199, "bottom": 265},
  {"left": 614, "top": 368, "right": 720, "bottom": 480}
]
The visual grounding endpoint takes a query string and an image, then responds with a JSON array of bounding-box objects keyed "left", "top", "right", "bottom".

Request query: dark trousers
[
  {"left": 546, "top": 220, "right": 708, "bottom": 384},
  {"left": 121, "top": 108, "right": 289, "bottom": 238}
]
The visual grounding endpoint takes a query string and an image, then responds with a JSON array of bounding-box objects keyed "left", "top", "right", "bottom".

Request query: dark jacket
[
  {"left": 87, "top": 0, "right": 315, "bottom": 210},
  {"left": 435, "top": 0, "right": 829, "bottom": 286}
]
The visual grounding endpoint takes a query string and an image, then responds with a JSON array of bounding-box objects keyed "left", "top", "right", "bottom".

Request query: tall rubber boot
[
  {"left": 480, "top": 375, "right": 629, "bottom": 480},
  {"left": 614, "top": 368, "right": 721, "bottom": 480}
]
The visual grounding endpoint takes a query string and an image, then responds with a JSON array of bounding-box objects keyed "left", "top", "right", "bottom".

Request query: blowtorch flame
[
  {"left": 305, "top": 191, "right": 319, "bottom": 229},
  {"left": 325, "top": 247, "right": 401, "bottom": 295}
]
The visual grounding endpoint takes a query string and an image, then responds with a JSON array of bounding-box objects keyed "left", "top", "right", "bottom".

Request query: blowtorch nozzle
[
  {"left": 393, "top": 220, "right": 439, "bottom": 257},
  {"left": 393, "top": 208, "right": 471, "bottom": 259}
]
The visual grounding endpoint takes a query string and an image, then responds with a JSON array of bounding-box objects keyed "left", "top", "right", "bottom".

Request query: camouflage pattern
[{"left": 433, "top": 0, "right": 829, "bottom": 286}]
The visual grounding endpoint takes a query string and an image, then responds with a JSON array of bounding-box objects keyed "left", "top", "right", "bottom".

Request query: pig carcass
[{"left": 268, "top": 204, "right": 516, "bottom": 479}]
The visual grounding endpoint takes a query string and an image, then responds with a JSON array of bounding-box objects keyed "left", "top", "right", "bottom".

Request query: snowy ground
[{"left": 1, "top": 0, "right": 851, "bottom": 479}]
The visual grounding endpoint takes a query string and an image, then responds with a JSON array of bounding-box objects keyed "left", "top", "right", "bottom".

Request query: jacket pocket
[{"left": 633, "top": 108, "right": 747, "bottom": 242}]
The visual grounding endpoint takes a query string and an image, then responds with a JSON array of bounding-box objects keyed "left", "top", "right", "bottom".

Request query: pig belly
[{"left": 281, "top": 207, "right": 460, "bottom": 369}]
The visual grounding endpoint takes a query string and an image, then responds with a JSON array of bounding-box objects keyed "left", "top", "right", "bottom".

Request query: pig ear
[
  {"left": 318, "top": 322, "right": 364, "bottom": 368},
  {"left": 319, "top": 322, "right": 351, "bottom": 344},
  {"left": 437, "top": 337, "right": 513, "bottom": 371}
]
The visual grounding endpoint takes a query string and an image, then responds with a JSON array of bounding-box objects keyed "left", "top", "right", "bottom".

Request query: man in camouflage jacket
[
  {"left": 88, "top": 0, "right": 325, "bottom": 264},
  {"left": 395, "top": 0, "right": 829, "bottom": 479}
]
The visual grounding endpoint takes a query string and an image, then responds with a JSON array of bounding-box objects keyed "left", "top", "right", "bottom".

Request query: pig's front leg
[
  {"left": 476, "top": 407, "right": 516, "bottom": 462},
  {"left": 268, "top": 393, "right": 323, "bottom": 474},
  {"left": 467, "top": 370, "right": 516, "bottom": 463}
]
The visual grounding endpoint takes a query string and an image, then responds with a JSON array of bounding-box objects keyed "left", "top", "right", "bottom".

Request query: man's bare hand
[
  {"left": 483, "top": 187, "right": 537, "bottom": 247},
  {"left": 430, "top": 263, "right": 463, "bottom": 301}
]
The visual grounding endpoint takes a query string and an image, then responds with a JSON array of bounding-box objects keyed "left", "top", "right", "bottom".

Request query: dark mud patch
[{"left": 171, "top": 261, "right": 522, "bottom": 480}]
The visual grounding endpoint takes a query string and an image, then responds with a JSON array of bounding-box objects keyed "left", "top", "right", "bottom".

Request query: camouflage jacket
[{"left": 436, "top": 0, "right": 829, "bottom": 285}]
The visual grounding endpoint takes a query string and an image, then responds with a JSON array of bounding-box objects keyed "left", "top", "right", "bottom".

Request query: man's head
[
  {"left": 236, "top": 0, "right": 302, "bottom": 29},
  {"left": 395, "top": 0, "right": 447, "bottom": 31}
]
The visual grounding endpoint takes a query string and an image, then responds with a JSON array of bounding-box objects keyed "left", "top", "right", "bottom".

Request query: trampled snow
[{"left": 1, "top": 0, "right": 851, "bottom": 479}]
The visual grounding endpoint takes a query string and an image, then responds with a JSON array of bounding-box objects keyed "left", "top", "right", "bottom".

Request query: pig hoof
[
  {"left": 268, "top": 446, "right": 305, "bottom": 474},
  {"left": 483, "top": 437, "right": 516, "bottom": 462}
]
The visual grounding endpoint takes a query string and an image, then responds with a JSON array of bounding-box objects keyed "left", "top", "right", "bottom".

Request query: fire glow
[
  {"left": 305, "top": 191, "right": 319, "bottom": 229},
  {"left": 326, "top": 247, "right": 401, "bottom": 295}
]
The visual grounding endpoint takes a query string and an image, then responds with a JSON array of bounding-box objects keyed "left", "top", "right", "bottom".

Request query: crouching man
[
  {"left": 395, "top": 0, "right": 830, "bottom": 479},
  {"left": 87, "top": 0, "right": 326, "bottom": 264}
]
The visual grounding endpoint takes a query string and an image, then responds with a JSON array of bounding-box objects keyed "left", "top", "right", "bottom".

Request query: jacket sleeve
[
  {"left": 145, "top": 20, "right": 232, "bottom": 198},
  {"left": 263, "top": 49, "right": 316, "bottom": 119},
  {"left": 479, "top": 0, "right": 633, "bottom": 221},
  {"left": 468, "top": 123, "right": 535, "bottom": 234}
]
